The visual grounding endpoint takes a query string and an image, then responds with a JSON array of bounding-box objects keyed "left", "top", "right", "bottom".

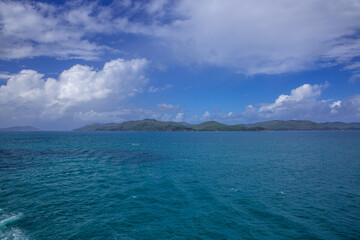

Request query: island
[
  {"left": 73, "top": 119, "right": 360, "bottom": 132},
  {"left": 0, "top": 126, "right": 41, "bottom": 132}
]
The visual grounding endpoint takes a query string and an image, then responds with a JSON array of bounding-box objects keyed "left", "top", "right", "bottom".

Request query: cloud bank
[
  {"left": 1, "top": 65, "right": 359, "bottom": 129},
  {"left": 1, "top": 0, "right": 360, "bottom": 76},
  {"left": 0, "top": 58, "right": 148, "bottom": 127},
  {"left": 158, "top": 0, "right": 360, "bottom": 75},
  {"left": 203, "top": 83, "right": 360, "bottom": 123}
]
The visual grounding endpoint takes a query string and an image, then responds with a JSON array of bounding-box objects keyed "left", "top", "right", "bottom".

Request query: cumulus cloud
[
  {"left": 258, "top": 84, "right": 324, "bottom": 116},
  {"left": 202, "top": 111, "right": 210, "bottom": 118},
  {"left": 190, "top": 84, "right": 360, "bottom": 123},
  {"left": 242, "top": 83, "right": 360, "bottom": 122},
  {"left": 334, "top": 95, "right": 360, "bottom": 120},
  {"left": 157, "top": 103, "right": 179, "bottom": 111},
  {"left": 330, "top": 101, "right": 342, "bottom": 114},
  {"left": 0, "top": 58, "right": 148, "bottom": 125}
]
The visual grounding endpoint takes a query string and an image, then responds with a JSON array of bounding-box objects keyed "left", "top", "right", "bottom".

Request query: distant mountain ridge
[
  {"left": 191, "top": 121, "right": 264, "bottom": 131},
  {"left": 73, "top": 119, "right": 360, "bottom": 132},
  {"left": 320, "top": 122, "right": 360, "bottom": 130},
  {"left": 0, "top": 126, "right": 41, "bottom": 131},
  {"left": 74, "top": 119, "right": 194, "bottom": 132},
  {"left": 246, "top": 120, "right": 335, "bottom": 130}
]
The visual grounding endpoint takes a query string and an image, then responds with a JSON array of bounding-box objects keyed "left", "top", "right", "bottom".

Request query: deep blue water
[{"left": 0, "top": 131, "right": 359, "bottom": 240}]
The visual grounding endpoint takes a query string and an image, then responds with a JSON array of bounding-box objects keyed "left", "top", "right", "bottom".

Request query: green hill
[
  {"left": 246, "top": 120, "right": 336, "bottom": 130},
  {"left": 73, "top": 119, "right": 194, "bottom": 132},
  {"left": 74, "top": 120, "right": 264, "bottom": 132},
  {"left": 191, "top": 121, "right": 262, "bottom": 131},
  {"left": 73, "top": 119, "right": 360, "bottom": 132},
  {"left": 72, "top": 123, "right": 117, "bottom": 131},
  {"left": 320, "top": 122, "right": 360, "bottom": 130},
  {"left": 0, "top": 126, "right": 41, "bottom": 131}
]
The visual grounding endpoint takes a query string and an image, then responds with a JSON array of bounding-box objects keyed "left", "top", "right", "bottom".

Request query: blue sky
[{"left": 0, "top": 0, "right": 360, "bottom": 130}]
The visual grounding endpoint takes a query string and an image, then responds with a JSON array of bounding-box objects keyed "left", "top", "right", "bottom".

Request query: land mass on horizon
[
  {"left": 73, "top": 119, "right": 360, "bottom": 132},
  {"left": 0, "top": 126, "right": 41, "bottom": 132}
]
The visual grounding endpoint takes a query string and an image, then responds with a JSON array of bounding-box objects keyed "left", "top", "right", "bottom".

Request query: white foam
[
  {"left": 0, "top": 227, "right": 28, "bottom": 240},
  {"left": 0, "top": 214, "right": 23, "bottom": 229},
  {"left": 0, "top": 212, "right": 28, "bottom": 240}
]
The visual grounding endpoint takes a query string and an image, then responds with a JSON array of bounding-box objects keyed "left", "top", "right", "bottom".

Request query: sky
[{"left": 0, "top": 0, "right": 360, "bottom": 130}]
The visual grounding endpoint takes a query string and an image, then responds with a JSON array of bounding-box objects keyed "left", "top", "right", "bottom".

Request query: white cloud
[
  {"left": 157, "top": 103, "right": 179, "bottom": 111},
  {"left": 330, "top": 100, "right": 342, "bottom": 114},
  {"left": 0, "top": 1, "right": 109, "bottom": 60},
  {"left": 75, "top": 87, "right": 360, "bottom": 125},
  {"left": 0, "top": 72, "right": 13, "bottom": 79},
  {"left": 349, "top": 72, "right": 360, "bottom": 83},
  {"left": 202, "top": 111, "right": 210, "bottom": 118},
  {"left": 258, "top": 83, "right": 323, "bottom": 115},
  {"left": 159, "top": 111, "right": 184, "bottom": 122},
  {"left": 145, "top": 0, "right": 168, "bottom": 17},
  {"left": 74, "top": 108, "right": 156, "bottom": 123},
  {"left": 148, "top": 84, "right": 173, "bottom": 93},
  {"left": 0, "top": 0, "right": 161, "bottom": 60},
  {"left": 174, "top": 112, "right": 184, "bottom": 122},
  {"left": 2, "top": 0, "right": 360, "bottom": 75},
  {"left": 240, "top": 83, "right": 360, "bottom": 122},
  {"left": 148, "top": 86, "right": 159, "bottom": 93},
  {"left": 160, "top": 0, "right": 360, "bottom": 74},
  {"left": 243, "top": 83, "right": 330, "bottom": 120},
  {"left": 186, "top": 84, "right": 360, "bottom": 123},
  {"left": 74, "top": 108, "right": 185, "bottom": 124},
  {"left": 344, "top": 62, "right": 360, "bottom": 71},
  {"left": 0, "top": 58, "right": 148, "bottom": 123},
  {"left": 335, "top": 94, "right": 360, "bottom": 120}
]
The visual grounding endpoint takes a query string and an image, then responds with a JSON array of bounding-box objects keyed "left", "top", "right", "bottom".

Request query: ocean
[{"left": 0, "top": 131, "right": 359, "bottom": 239}]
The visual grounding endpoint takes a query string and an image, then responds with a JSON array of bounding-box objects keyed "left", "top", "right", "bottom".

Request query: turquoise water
[{"left": 0, "top": 131, "right": 359, "bottom": 239}]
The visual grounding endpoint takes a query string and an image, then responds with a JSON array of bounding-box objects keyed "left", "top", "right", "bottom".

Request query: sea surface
[{"left": 0, "top": 131, "right": 359, "bottom": 240}]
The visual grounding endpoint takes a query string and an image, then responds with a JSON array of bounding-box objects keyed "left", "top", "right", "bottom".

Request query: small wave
[
  {"left": 0, "top": 213, "right": 28, "bottom": 240},
  {"left": 0, "top": 214, "right": 23, "bottom": 230},
  {"left": 229, "top": 188, "right": 239, "bottom": 192}
]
